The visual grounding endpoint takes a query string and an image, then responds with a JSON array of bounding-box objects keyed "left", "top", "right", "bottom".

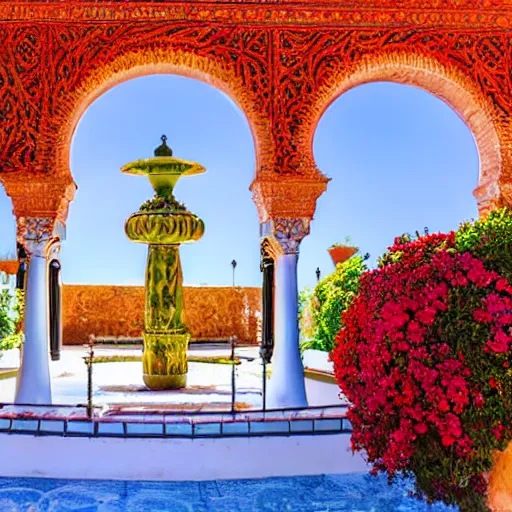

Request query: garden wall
[{"left": 62, "top": 285, "right": 261, "bottom": 345}]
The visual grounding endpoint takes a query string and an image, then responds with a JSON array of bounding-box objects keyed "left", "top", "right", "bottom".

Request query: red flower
[
  {"left": 486, "top": 337, "right": 509, "bottom": 354},
  {"left": 407, "top": 321, "right": 426, "bottom": 344},
  {"left": 438, "top": 399, "right": 450, "bottom": 413},
  {"left": 474, "top": 309, "right": 492, "bottom": 323},
  {"left": 496, "top": 279, "right": 509, "bottom": 291},
  {"left": 489, "top": 377, "right": 499, "bottom": 389},
  {"left": 414, "top": 423, "right": 428, "bottom": 435},
  {"left": 441, "top": 435, "right": 455, "bottom": 447},
  {"left": 473, "top": 393, "right": 485, "bottom": 408},
  {"left": 396, "top": 341, "right": 410, "bottom": 352},
  {"left": 493, "top": 424, "right": 505, "bottom": 441},
  {"left": 416, "top": 307, "right": 437, "bottom": 326}
]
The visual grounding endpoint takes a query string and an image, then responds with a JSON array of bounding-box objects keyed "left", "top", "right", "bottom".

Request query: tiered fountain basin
[
  {"left": 125, "top": 213, "right": 204, "bottom": 245},
  {"left": 122, "top": 151, "right": 205, "bottom": 390}
]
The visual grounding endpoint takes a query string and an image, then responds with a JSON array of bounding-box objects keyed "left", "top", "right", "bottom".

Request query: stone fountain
[{"left": 122, "top": 136, "right": 205, "bottom": 389}]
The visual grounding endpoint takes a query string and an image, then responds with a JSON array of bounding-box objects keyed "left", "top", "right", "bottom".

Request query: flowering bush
[
  {"left": 456, "top": 208, "right": 512, "bottom": 283},
  {"left": 332, "top": 221, "right": 512, "bottom": 512}
]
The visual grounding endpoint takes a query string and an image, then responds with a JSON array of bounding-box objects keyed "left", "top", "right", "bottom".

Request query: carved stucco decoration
[
  {"left": 1, "top": 1, "right": 512, "bottom": 28},
  {"left": 1, "top": 175, "right": 76, "bottom": 224},
  {"left": 251, "top": 175, "right": 329, "bottom": 224},
  {"left": 262, "top": 217, "right": 310, "bottom": 256},
  {"left": 0, "top": 25, "right": 271, "bottom": 177},
  {"left": 261, "top": 236, "right": 278, "bottom": 263},
  {"left": 16, "top": 217, "right": 54, "bottom": 257},
  {"left": 273, "top": 30, "right": 511, "bottom": 214},
  {"left": 1, "top": 1, "right": 512, "bottom": 224},
  {"left": 17, "top": 216, "right": 66, "bottom": 258}
]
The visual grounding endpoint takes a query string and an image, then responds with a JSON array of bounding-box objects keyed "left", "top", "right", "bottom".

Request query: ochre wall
[{"left": 62, "top": 285, "right": 261, "bottom": 345}]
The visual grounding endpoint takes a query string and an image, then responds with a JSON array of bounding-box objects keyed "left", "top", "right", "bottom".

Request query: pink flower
[
  {"left": 415, "top": 423, "right": 428, "bottom": 435},
  {"left": 474, "top": 310, "right": 492, "bottom": 323},
  {"left": 416, "top": 307, "right": 437, "bottom": 326},
  {"left": 438, "top": 399, "right": 450, "bottom": 413},
  {"left": 473, "top": 393, "right": 485, "bottom": 409},
  {"left": 496, "top": 279, "right": 509, "bottom": 292}
]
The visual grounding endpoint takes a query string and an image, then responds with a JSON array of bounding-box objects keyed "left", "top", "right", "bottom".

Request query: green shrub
[
  {"left": 301, "top": 256, "right": 367, "bottom": 353},
  {"left": 456, "top": 207, "right": 512, "bottom": 283},
  {"left": 298, "top": 287, "right": 316, "bottom": 349},
  {"left": 0, "top": 288, "right": 23, "bottom": 352}
]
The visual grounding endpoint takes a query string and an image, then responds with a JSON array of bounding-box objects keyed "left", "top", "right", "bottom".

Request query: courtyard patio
[
  {"left": 0, "top": 345, "right": 263, "bottom": 411},
  {"left": 0, "top": 344, "right": 345, "bottom": 415}
]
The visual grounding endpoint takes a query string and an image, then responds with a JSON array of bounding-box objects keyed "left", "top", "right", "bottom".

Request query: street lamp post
[
  {"left": 316, "top": 267, "right": 321, "bottom": 282},
  {"left": 231, "top": 259, "right": 237, "bottom": 286}
]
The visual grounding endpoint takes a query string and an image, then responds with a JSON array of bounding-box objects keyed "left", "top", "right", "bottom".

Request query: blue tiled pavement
[{"left": 0, "top": 473, "right": 457, "bottom": 511}]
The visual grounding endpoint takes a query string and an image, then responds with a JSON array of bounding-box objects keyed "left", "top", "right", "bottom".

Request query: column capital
[
  {"left": 250, "top": 174, "right": 328, "bottom": 224},
  {"left": 1, "top": 174, "right": 76, "bottom": 225},
  {"left": 17, "top": 217, "right": 65, "bottom": 258},
  {"left": 261, "top": 217, "right": 310, "bottom": 256}
]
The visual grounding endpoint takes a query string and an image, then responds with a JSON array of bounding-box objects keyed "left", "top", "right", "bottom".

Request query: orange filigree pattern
[
  {"left": 0, "top": 23, "right": 271, "bottom": 178},
  {"left": 62, "top": 284, "right": 261, "bottom": 345},
  {"left": 273, "top": 29, "right": 511, "bottom": 213},
  {"left": 1, "top": 1, "right": 512, "bottom": 224}
]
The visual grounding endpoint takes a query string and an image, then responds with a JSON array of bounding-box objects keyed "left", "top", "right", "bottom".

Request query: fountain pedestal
[{"left": 122, "top": 136, "right": 205, "bottom": 390}]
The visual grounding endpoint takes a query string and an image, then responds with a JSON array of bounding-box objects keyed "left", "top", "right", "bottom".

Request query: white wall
[
  {"left": 303, "top": 349, "right": 345, "bottom": 406},
  {"left": 305, "top": 378, "right": 344, "bottom": 406},
  {"left": 0, "top": 433, "right": 367, "bottom": 481},
  {"left": 303, "top": 349, "right": 334, "bottom": 373}
]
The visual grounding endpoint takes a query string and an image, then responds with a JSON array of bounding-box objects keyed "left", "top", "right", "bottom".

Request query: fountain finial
[{"left": 154, "top": 135, "right": 173, "bottom": 157}]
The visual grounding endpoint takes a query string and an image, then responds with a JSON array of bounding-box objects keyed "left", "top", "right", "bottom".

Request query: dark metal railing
[
  {"left": 230, "top": 335, "right": 236, "bottom": 413},
  {"left": 5, "top": 332, "right": 347, "bottom": 420}
]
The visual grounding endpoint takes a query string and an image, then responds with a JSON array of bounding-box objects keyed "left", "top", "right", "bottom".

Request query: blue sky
[{"left": 0, "top": 76, "right": 478, "bottom": 291}]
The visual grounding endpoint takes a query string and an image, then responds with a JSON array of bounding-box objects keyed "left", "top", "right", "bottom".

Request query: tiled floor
[
  {"left": 0, "top": 345, "right": 264, "bottom": 409},
  {"left": 0, "top": 474, "right": 456, "bottom": 511}
]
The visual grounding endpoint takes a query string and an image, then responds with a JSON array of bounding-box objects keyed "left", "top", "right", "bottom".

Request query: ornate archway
[
  {"left": 307, "top": 52, "right": 503, "bottom": 215},
  {"left": 55, "top": 50, "right": 267, "bottom": 180},
  {"left": 1, "top": 1, "right": 512, "bottom": 406}
]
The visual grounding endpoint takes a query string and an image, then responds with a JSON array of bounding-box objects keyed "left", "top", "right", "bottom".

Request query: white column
[
  {"left": 15, "top": 218, "right": 53, "bottom": 404},
  {"left": 266, "top": 217, "right": 310, "bottom": 409},
  {"left": 267, "top": 253, "right": 307, "bottom": 408}
]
